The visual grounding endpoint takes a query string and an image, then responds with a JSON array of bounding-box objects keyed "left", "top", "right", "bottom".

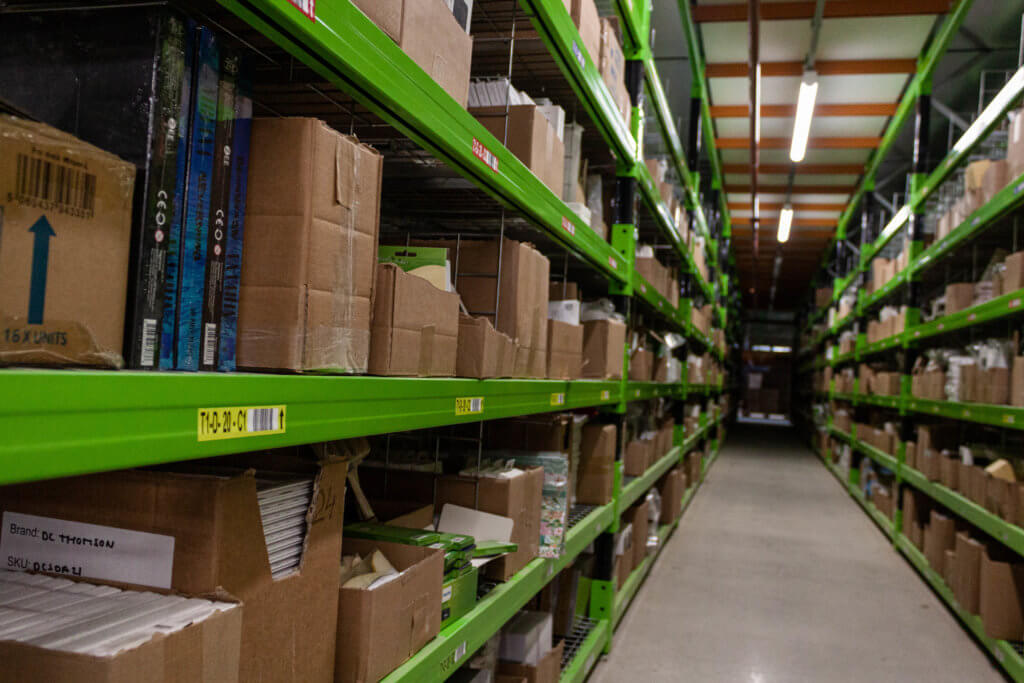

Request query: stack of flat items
[
  {"left": 0, "top": 570, "right": 237, "bottom": 656},
  {"left": 257, "top": 476, "right": 314, "bottom": 578}
]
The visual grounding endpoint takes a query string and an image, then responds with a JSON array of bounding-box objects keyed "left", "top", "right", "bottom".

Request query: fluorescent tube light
[
  {"left": 754, "top": 64, "right": 762, "bottom": 144},
  {"left": 778, "top": 205, "right": 794, "bottom": 243},
  {"left": 789, "top": 70, "right": 818, "bottom": 162},
  {"left": 881, "top": 205, "right": 911, "bottom": 238},
  {"left": 952, "top": 65, "right": 1024, "bottom": 155}
]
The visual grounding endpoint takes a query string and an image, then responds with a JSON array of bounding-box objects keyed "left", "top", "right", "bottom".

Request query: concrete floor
[{"left": 590, "top": 423, "right": 1006, "bottom": 682}]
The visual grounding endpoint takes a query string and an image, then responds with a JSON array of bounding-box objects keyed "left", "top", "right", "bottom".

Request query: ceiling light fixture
[
  {"left": 789, "top": 70, "right": 818, "bottom": 162},
  {"left": 778, "top": 204, "right": 794, "bottom": 243},
  {"left": 754, "top": 64, "right": 762, "bottom": 144}
]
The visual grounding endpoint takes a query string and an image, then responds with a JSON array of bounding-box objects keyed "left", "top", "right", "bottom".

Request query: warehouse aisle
[{"left": 590, "top": 424, "right": 1003, "bottom": 682}]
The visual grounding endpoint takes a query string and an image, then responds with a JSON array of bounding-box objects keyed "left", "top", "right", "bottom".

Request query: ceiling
[{"left": 646, "top": 0, "right": 1023, "bottom": 312}]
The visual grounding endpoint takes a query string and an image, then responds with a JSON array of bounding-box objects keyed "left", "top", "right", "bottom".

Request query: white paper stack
[
  {"left": 257, "top": 477, "right": 314, "bottom": 579},
  {"left": 0, "top": 570, "right": 236, "bottom": 657}
]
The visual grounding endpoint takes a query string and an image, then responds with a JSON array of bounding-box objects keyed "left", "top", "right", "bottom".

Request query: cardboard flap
[{"left": 335, "top": 135, "right": 356, "bottom": 208}]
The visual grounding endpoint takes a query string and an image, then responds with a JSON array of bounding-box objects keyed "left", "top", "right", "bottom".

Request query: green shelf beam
[
  {"left": 910, "top": 287, "right": 1024, "bottom": 343},
  {"left": 383, "top": 500, "right": 615, "bottom": 682},
  {"left": 633, "top": 271, "right": 686, "bottom": 330},
  {"left": 850, "top": 488, "right": 896, "bottom": 540},
  {"left": 219, "top": 0, "right": 628, "bottom": 285},
  {"left": 0, "top": 372, "right": 643, "bottom": 486},
  {"left": 558, "top": 619, "right": 610, "bottom": 683},
  {"left": 905, "top": 397, "right": 1024, "bottom": 430},
  {"left": 895, "top": 536, "right": 1024, "bottom": 681},
  {"left": 853, "top": 441, "right": 898, "bottom": 472}
]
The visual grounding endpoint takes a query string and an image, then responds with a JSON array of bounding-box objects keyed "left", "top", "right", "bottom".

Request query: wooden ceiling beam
[
  {"left": 732, "top": 217, "right": 836, "bottom": 227},
  {"left": 717, "top": 136, "right": 880, "bottom": 149},
  {"left": 729, "top": 202, "right": 847, "bottom": 211},
  {"left": 725, "top": 183, "right": 855, "bottom": 194},
  {"left": 706, "top": 58, "right": 915, "bottom": 78},
  {"left": 724, "top": 163, "right": 864, "bottom": 174},
  {"left": 710, "top": 102, "right": 898, "bottom": 118},
  {"left": 693, "top": 1, "right": 952, "bottom": 22}
]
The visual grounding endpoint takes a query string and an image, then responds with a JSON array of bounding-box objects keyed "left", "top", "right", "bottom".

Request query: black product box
[{"left": 0, "top": 6, "right": 194, "bottom": 369}]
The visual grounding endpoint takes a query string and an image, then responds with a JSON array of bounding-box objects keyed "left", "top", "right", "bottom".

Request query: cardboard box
[
  {"left": 336, "top": 538, "right": 443, "bottom": 682},
  {"left": 658, "top": 468, "right": 685, "bottom": 523},
  {"left": 582, "top": 318, "right": 626, "bottom": 379},
  {"left": 940, "top": 454, "right": 960, "bottom": 490},
  {"left": 458, "top": 313, "right": 515, "bottom": 378},
  {"left": 598, "top": 17, "right": 630, "bottom": 123},
  {"left": 472, "top": 105, "right": 565, "bottom": 196},
  {"left": 498, "top": 640, "right": 564, "bottom": 683},
  {"left": 547, "top": 320, "right": 583, "bottom": 379},
  {"left": 0, "top": 581, "right": 242, "bottom": 683},
  {"left": 1013, "top": 357, "right": 1024, "bottom": 407},
  {"left": 0, "top": 453, "right": 348, "bottom": 683},
  {"left": 352, "top": 0, "right": 472, "bottom": 107},
  {"left": 435, "top": 468, "right": 544, "bottom": 581},
  {"left": 983, "top": 159, "right": 1011, "bottom": 203},
  {"left": 945, "top": 283, "right": 975, "bottom": 315},
  {"left": 629, "top": 348, "right": 654, "bottom": 381},
  {"left": 370, "top": 263, "right": 460, "bottom": 376},
  {"left": 924, "top": 510, "right": 957, "bottom": 573},
  {"left": 615, "top": 523, "right": 633, "bottom": 589},
  {"left": 624, "top": 499, "right": 649, "bottom": 571},
  {"left": 239, "top": 118, "right": 381, "bottom": 372},
  {"left": 548, "top": 281, "right": 579, "bottom": 301},
  {"left": 980, "top": 546, "right": 1024, "bottom": 640},
  {"left": 570, "top": 0, "right": 601, "bottom": 67},
  {"left": 0, "top": 116, "right": 135, "bottom": 367},
  {"left": 624, "top": 439, "right": 651, "bottom": 477},
  {"left": 444, "top": 238, "right": 550, "bottom": 378},
  {"left": 1010, "top": 109, "right": 1024, "bottom": 177},
  {"left": 1004, "top": 251, "right": 1024, "bottom": 293},
  {"left": 499, "top": 611, "right": 552, "bottom": 667},
  {"left": 577, "top": 423, "right": 616, "bottom": 505},
  {"left": 953, "top": 532, "right": 984, "bottom": 614}
]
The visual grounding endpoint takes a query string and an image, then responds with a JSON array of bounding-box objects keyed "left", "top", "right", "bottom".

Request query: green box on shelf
[{"left": 441, "top": 565, "right": 479, "bottom": 629}]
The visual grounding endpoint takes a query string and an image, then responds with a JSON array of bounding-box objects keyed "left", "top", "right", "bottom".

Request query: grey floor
[{"left": 590, "top": 424, "right": 1006, "bottom": 682}]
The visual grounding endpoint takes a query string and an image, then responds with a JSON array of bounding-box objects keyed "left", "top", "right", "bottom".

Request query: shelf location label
[
  {"left": 550, "top": 392, "right": 566, "bottom": 406},
  {"left": 455, "top": 397, "right": 484, "bottom": 416},
  {"left": 286, "top": 0, "right": 315, "bottom": 20},
  {"left": 198, "top": 405, "right": 286, "bottom": 442},
  {"left": 561, "top": 216, "right": 576, "bottom": 236},
  {"left": 472, "top": 138, "right": 499, "bottom": 173}
]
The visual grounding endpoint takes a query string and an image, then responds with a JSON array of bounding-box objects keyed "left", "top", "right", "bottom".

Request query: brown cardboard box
[
  {"left": 945, "top": 283, "right": 975, "bottom": 315},
  {"left": 902, "top": 488, "right": 921, "bottom": 540},
  {"left": 436, "top": 468, "right": 544, "bottom": 581},
  {"left": 918, "top": 449, "right": 941, "bottom": 481},
  {"left": 599, "top": 17, "right": 630, "bottom": 123},
  {"left": 967, "top": 465, "right": 988, "bottom": 507},
  {"left": 352, "top": 0, "right": 472, "bottom": 107},
  {"left": 0, "top": 453, "right": 348, "bottom": 683},
  {"left": 0, "top": 116, "right": 135, "bottom": 367},
  {"left": 985, "top": 476, "right": 1021, "bottom": 524},
  {"left": 577, "top": 423, "right": 616, "bottom": 505},
  {"left": 443, "top": 238, "right": 551, "bottom": 378},
  {"left": 658, "top": 467, "right": 685, "bottom": 523},
  {"left": 240, "top": 118, "right": 381, "bottom": 372},
  {"left": 458, "top": 313, "right": 514, "bottom": 379},
  {"left": 624, "top": 439, "right": 651, "bottom": 477},
  {"left": 370, "top": 263, "right": 459, "bottom": 376},
  {"left": 472, "top": 105, "right": 565, "bottom": 196},
  {"left": 629, "top": 348, "right": 654, "bottom": 381},
  {"left": 582, "top": 318, "right": 626, "bottom": 379},
  {"left": 944, "top": 548, "right": 957, "bottom": 586},
  {"left": 872, "top": 258, "right": 892, "bottom": 291},
  {"left": 547, "top": 320, "right": 583, "bottom": 379},
  {"left": 983, "top": 367, "right": 1011, "bottom": 405},
  {"left": 570, "top": 0, "right": 602, "bottom": 66},
  {"left": 1010, "top": 110, "right": 1024, "bottom": 177},
  {"left": 336, "top": 539, "right": 443, "bottom": 682},
  {"left": 954, "top": 532, "right": 984, "bottom": 614},
  {"left": 940, "top": 454, "right": 960, "bottom": 490},
  {"left": 0, "top": 594, "right": 242, "bottom": 683},
  {"left": 924, "top": 510, "right": 957, "bottom": 572},
  {"left": 615, "top": 525, "right": 633, "bottom": 589},
  {"left": 815, "top": 286, "right": 833, "bottom": 308},
  {"left": 498, "top": 640, "right": 564, "bottom": 683},
  {"left": 983, "top": 159, "right": 1011, "bottom": 203},
  {"left": 549, "top": 281, "right": 579, "bottom": 301},
  {"left": 1013, "top": 357, "right": 1024, "bottom": 407},
  {"left": 625, "top": 499, "right": 649, "bottom": 572},
  {"left": 873, "top": 487, "right": 893, "bottom": 519},
  {"left": 980, "top": 546, "right": 1024, "bottom": 640},
  {"left": 1004, "top": 252, "right": 1024, "bottom": 293}
]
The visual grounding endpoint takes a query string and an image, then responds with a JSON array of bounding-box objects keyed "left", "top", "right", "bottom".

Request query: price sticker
[
  {"left": 197, "top": 405, "right": 286, "bottom": 442},
  {"left": 550, "top": 392, "right": 566, "bottom": 406},
  {"left": 601, "top": 390, "right": 611, "bottom": 400},
  {"left": 455, "top": 397, "right": 484, "bottom": 416}
]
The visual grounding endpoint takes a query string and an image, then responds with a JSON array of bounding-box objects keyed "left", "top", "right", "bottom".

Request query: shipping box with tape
[
  {"left": 471, "top": 105, "right": 565, "bottom": 196},
  {"left": 238, "top": 117, "right": 381, "bottom": 373}
]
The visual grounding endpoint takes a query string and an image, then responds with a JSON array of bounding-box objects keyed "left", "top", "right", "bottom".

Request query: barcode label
[
  {"left": 197, "top": 405, "right": 287, "bottom": 441},
  {"left": 203, "top": 323, "right": 217, "bottom": 367},
  {"left": 286, "top": 0, "right": 315, "bottom": 20},
  {"left": 140, "top": 319, "right": 158, "bottom": 367},
  {"left": 15, "top": 153, "right": 96, "bottom": 217},
  {"left": 561, "top": 216, "right": 575, "bottom": 236},
  {"left": 453, "top": 641, "right": 467, "bottom": 663},
  {"left": 550, "top": 392, "right": 566, "bottom": 406},
  {"left": 472, "top": 138, "right": 499, "bottom": 172},
  {"left": 455, "top": 397, "right": 484, "bottom": 415}
]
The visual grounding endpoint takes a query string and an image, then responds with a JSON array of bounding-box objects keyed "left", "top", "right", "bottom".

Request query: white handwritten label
[{"left": 1, "top": 511, "right": 175, "bottom": 588}]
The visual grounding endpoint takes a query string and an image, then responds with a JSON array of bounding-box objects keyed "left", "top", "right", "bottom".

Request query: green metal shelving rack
[{"left": 0, "top": 1, "right": 737, "bottom": 682}]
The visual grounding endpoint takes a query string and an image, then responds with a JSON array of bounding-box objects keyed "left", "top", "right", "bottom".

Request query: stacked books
[{"left": 0, "top": 570, "right": 237, "bottom": 656}]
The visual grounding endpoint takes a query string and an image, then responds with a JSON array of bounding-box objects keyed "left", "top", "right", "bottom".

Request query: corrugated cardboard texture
[
  {"left": 658, "top": 467, "right": 685, "bottom": 523},
  {"left": 628, "top": 348, "right": 653, "bottom": 381},
  {"left": 0, "top": 455, "right": 348, "bottom": 683},
  {"left": 354, "top": 0, "right": 472, "bottom": 107},
  {"left": 924, "top": 511, "right": 957, "bottom": 574},
  {"left": 953, "top": 532, "right": 984, "bottom": 615},
  {"left": 980, "top": 547, "right": 1024, "bottom": 640},
  {"left": 435, "top": 467, "right": 544, "bottom": 581},
  {"left": 239, "top": 118, "right": 381, "bottom": 372},
  {"left": 623, "top": 439, "right": 650, "bottom": 477},
  {"left": 471, "top": 105, "right": 565, "bottom": 196},
  {"left": 425, "top": 237, "right": 550, "bottom": 378},
  {"left": 369, "top": 263, "right": 459, "bottom": 376},
  {"left": 0, "top": 115, "right": 135, "bottom": 367},
  {"left": 577, "top": 423, "right": 615, "bottom": 505},
  {"left": 0, "top": 604, "right": 242, "bottom": 683},
  {"left": 624, "top": 500, "right": 648, "bottom": 572},
  {"left": 497, "top": 641, "right": 564, "bottom": 683},
  {"left": 457, "top": 313, "right": 513, "bottom": 379},
  {"left": 582, "top": 319, "right": 625, "bottom": 379},
  {"left": 336, "top": 538, "right": 443, "bottom": 683},
  {"left": 570, "top": 0, "right": 601, "bottom": 66},
  {"left": 547, "top": 320, "right": 582, "bottom": 379}
]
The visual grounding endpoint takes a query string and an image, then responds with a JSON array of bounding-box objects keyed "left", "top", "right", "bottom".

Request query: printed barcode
[
  {"left": 286, "top": 0, "right": 315, "bottom": 19},
  {"left": 15, "top": 153, "right": 97, "bottom": 214},
  {"left": 247, "top": 408, "right": 278, "bottom": 433},
  {"left": 453, "top": 642, "right": 467, "bottom": 663},
  {"left": 470, "top": 398, "right": 482, "bottom": 411},
  {"left": 203, "top": 323, "right": 217, "bottom": 367},
  {"left": 140, "top": 319, "right": 158, "bottom": 367}
]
